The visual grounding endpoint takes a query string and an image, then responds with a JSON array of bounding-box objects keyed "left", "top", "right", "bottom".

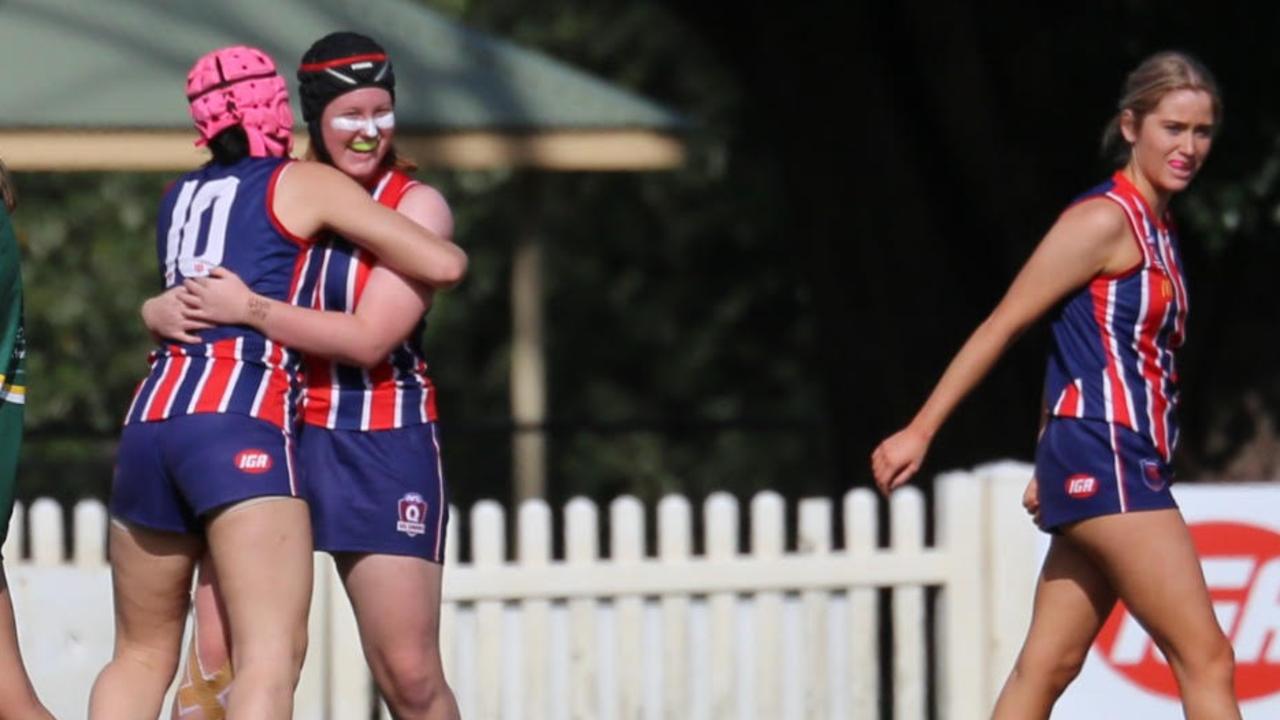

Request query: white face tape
[{"left": 330, "top": 112, "right": 395, "bottom": 138}]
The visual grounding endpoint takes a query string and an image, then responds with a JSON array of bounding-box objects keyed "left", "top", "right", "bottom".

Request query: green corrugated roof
[{"left": 0, "top": 0, "right": 685, "bottom": 132}]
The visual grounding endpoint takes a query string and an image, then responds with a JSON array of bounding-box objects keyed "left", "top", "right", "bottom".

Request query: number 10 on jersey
[{"left": 163, "top": 177, "right": 240, "bottom": 287}]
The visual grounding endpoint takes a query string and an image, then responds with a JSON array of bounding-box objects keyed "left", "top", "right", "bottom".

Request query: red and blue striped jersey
[
  {"left": 1044, "top": 171, "right": 1189, "bottom": 461},
  {"left": 125, "top": 157, "right": 308, "bottom": 431},
  {"left": 291, "top": 169, "right": 439, "bottom": 431}
]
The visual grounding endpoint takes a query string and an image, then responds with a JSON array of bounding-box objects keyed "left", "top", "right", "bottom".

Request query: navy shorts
[
  {"left": 111, "top": 414, "right": 298, "bottom": 533},
  {"left": 299, "top": 423, "right": 448, "bottom": 562},
  {"left": 1034, "top": 417, "right": 1178, "bottom": 531}
]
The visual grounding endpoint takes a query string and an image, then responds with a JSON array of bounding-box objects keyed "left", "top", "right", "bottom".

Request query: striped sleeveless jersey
[
  {"left": 1044, "top": 171, "right": 1189, "bottom": 461},
  {"left": 125, "top": 157, "right": 307, "bottom": 431},
  {"left": 291, "top": 169, "right": 439, "bottom": 431}
]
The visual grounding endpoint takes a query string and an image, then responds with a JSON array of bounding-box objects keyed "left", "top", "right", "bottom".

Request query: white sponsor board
[{"left": 1045, "top": 484, "right": 1280, "bottom": 719}]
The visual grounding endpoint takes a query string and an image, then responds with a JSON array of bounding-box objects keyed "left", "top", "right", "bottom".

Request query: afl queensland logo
[
  {"left": 397, "top": 493, "right": 428, "bottom": 537},
  {"left": 233, "top": 449, "right": 273, "bottom": 474},
  {"left": 1065, "top": 473, "right": 1099, "bottom": 499}
]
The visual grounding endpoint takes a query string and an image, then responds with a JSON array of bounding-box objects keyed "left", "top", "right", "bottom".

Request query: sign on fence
[{"left": 1050, "top": 485, "right": 1280, "bottom": 719}]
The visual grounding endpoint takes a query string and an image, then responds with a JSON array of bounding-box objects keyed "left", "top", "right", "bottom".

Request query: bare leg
[
  {"left": 0, "top": 563, "right": 53, "bottom": 719},
  {"left": 992, "top": 536, "right": 1116, "bottom": 719},
  {"left": 1066, "top": 509, "right": 1239, "bottom": 720},
  {"left": 338, "top": 553, "right": 459, "bottom": 720},
  {"left": 89, "top": 521, "right": 202, "bottom": 720},
  {"left": 171, "top": 557, "right": 232, "bottom": 719},
  {"left": 204, "top": 498, "right": 312, "bottom": 720}
]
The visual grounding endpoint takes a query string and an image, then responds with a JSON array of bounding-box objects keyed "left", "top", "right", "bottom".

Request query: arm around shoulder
[
  {"left": 395, "top": 184, "right": 465, "bottom": 289},
  {"left": 273, "top": 162, "right": 467, "bottom": 288},
  {"left": 398, "top": 184, "right": 455, "bottom": 239}
]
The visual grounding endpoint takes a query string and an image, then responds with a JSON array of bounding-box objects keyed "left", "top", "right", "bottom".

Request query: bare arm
[
  {"left": 869, "top": 198, "right": 1139, "bottom": 493},
  {"left": 184, "top": 186, "right": 453, "bottom": 367},
  {"left": 272, "top": 162, "right": 467, "bottom": 288}
]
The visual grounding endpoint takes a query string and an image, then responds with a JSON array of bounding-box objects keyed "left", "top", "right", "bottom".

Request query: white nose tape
[{"left": 330, "top": 112, "right": 395, "bottom": 137}]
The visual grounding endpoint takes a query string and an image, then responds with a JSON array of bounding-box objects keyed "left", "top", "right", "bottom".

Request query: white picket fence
[{"left": 4, "top": 462, "right": 1043, "bottom": 720}]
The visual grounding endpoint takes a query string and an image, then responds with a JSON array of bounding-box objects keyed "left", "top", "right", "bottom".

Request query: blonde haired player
[{"left": 872, "top": 51, "right": 1239, "bottom": 719}]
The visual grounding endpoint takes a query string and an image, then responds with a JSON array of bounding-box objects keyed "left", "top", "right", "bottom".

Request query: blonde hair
[
  {"left": 1101, "top": 51, "right": 1222, "bottom": 165},
  {"left": 0, "top": 158, "right": 15, "bottom": 213}
]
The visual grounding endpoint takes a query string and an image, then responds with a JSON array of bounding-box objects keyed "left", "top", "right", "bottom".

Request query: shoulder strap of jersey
[
  {"left": 372, "top": 169, "right": 420, "bottom": 209},
  {"left": 265, "top": 160, "right": 316, "bottom": 247}
]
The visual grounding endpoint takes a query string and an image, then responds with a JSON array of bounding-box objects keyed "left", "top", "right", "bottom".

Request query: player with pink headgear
[
  {"left": 149, "top": 32, "right": 464, "bottom": 719},
  {"left": 89, "top": 45, "right": 465, "bottom": 720}
]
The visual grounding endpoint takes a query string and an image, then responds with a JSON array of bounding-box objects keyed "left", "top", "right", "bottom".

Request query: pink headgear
[{"left": 186, "top": 46, "right": 294, "bottom": 158}]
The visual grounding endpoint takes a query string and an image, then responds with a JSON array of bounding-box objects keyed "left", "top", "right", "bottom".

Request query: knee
[
  {"left": 233, "top": 628, "right": 308, "bottom": 684},
  {"left": 1164, "top": 630, "right": 1235, "bottom": 685},
  {"left": 114, "top": 638, "right": 182, "bottom": 682},
  {"left": 1011, "top": 643, "right": 1089, "bottom": 697},
  {"left": 376, "top": 650, "right": 452, "bottom": 715}
]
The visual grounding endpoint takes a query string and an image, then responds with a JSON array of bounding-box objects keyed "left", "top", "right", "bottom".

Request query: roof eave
[{"left": 0, "top": 128, "right": 686, "bottom": 172}]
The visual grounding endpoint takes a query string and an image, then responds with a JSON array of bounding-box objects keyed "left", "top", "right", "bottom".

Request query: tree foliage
[
  {"left": 14, "top": 1, "right": 1280, "bottom": 514},
  {"left": 13, "top": 1, "right": 826, "bottom": 510}
]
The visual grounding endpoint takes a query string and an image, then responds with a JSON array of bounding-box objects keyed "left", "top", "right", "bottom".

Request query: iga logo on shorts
[
  {"left": 233, "top": 449, "right": 273, "bottom": 474},
  {"left": 1065, "top": 474, "right": 1098, "bottom": 499},
  {"left": 397, "top": 493, "right": 428, "bottom": 537},
  {"left": 1093, "top": 522, "right": 1280, "bottom": 701}
]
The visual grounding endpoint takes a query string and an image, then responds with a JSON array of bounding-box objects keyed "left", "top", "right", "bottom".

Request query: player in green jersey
[{"left": 0, "top": 159, "right": 53, "bottom": 718}]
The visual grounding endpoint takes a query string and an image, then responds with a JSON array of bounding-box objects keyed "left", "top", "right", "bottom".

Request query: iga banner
[{"left": 1049, "top": 484, "right": 1280, "bottom": 719}]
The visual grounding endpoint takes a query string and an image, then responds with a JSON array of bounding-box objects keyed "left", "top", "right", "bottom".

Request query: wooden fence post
[
  {"left": 978, "top": 461, "right": 1040, "bottom": 705},
  {"left": 520, "top": 498, "right": 553, "bottom": 720},
  {"left": 566, "top": 497, "right": 599, "bottom": 720},
  {"left": 473, "top": 500, "right": 506, "bottom": 720},
  {"left": 798, "top": 497, "right": 833, "bottom": 718},
  {"left": 658, "top": 494, "right": 692, "bottom": 718},
  {"left": 72, "top": 500, "right": 106, "bottom": 567},
  {"left": 611, "top": 495, "right": 645, "bottom": 719},
  {"left": 705, "top": 492, "right": 738, "bottom": 719},
  {"left": 845, "top": 487, "right": 880, "bottom": 716},
  {"left": 29, "top": 499, "right": 61, "bottom": 566},
  {"left": 891, "top": 487, "right": 926, "bottom": 718},
  {"left": 936, "top": 471, "right": 987, "bottom": 720},
  {"left": 751, "top": 491, "right": 785, "bottom": 718}
]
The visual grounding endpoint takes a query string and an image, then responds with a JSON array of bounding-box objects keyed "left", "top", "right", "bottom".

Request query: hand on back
[{"left": 181, "top": 267, "right": 257, "bottom": 326}]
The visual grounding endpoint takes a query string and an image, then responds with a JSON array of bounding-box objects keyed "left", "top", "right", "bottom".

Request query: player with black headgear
[{"left": 151, "top": 32, "right": 463, "bottom": 720}]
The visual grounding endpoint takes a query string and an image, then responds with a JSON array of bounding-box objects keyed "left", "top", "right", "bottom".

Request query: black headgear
[{"left": 297, "top": 32, "right": 396, "bottom": 162}]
